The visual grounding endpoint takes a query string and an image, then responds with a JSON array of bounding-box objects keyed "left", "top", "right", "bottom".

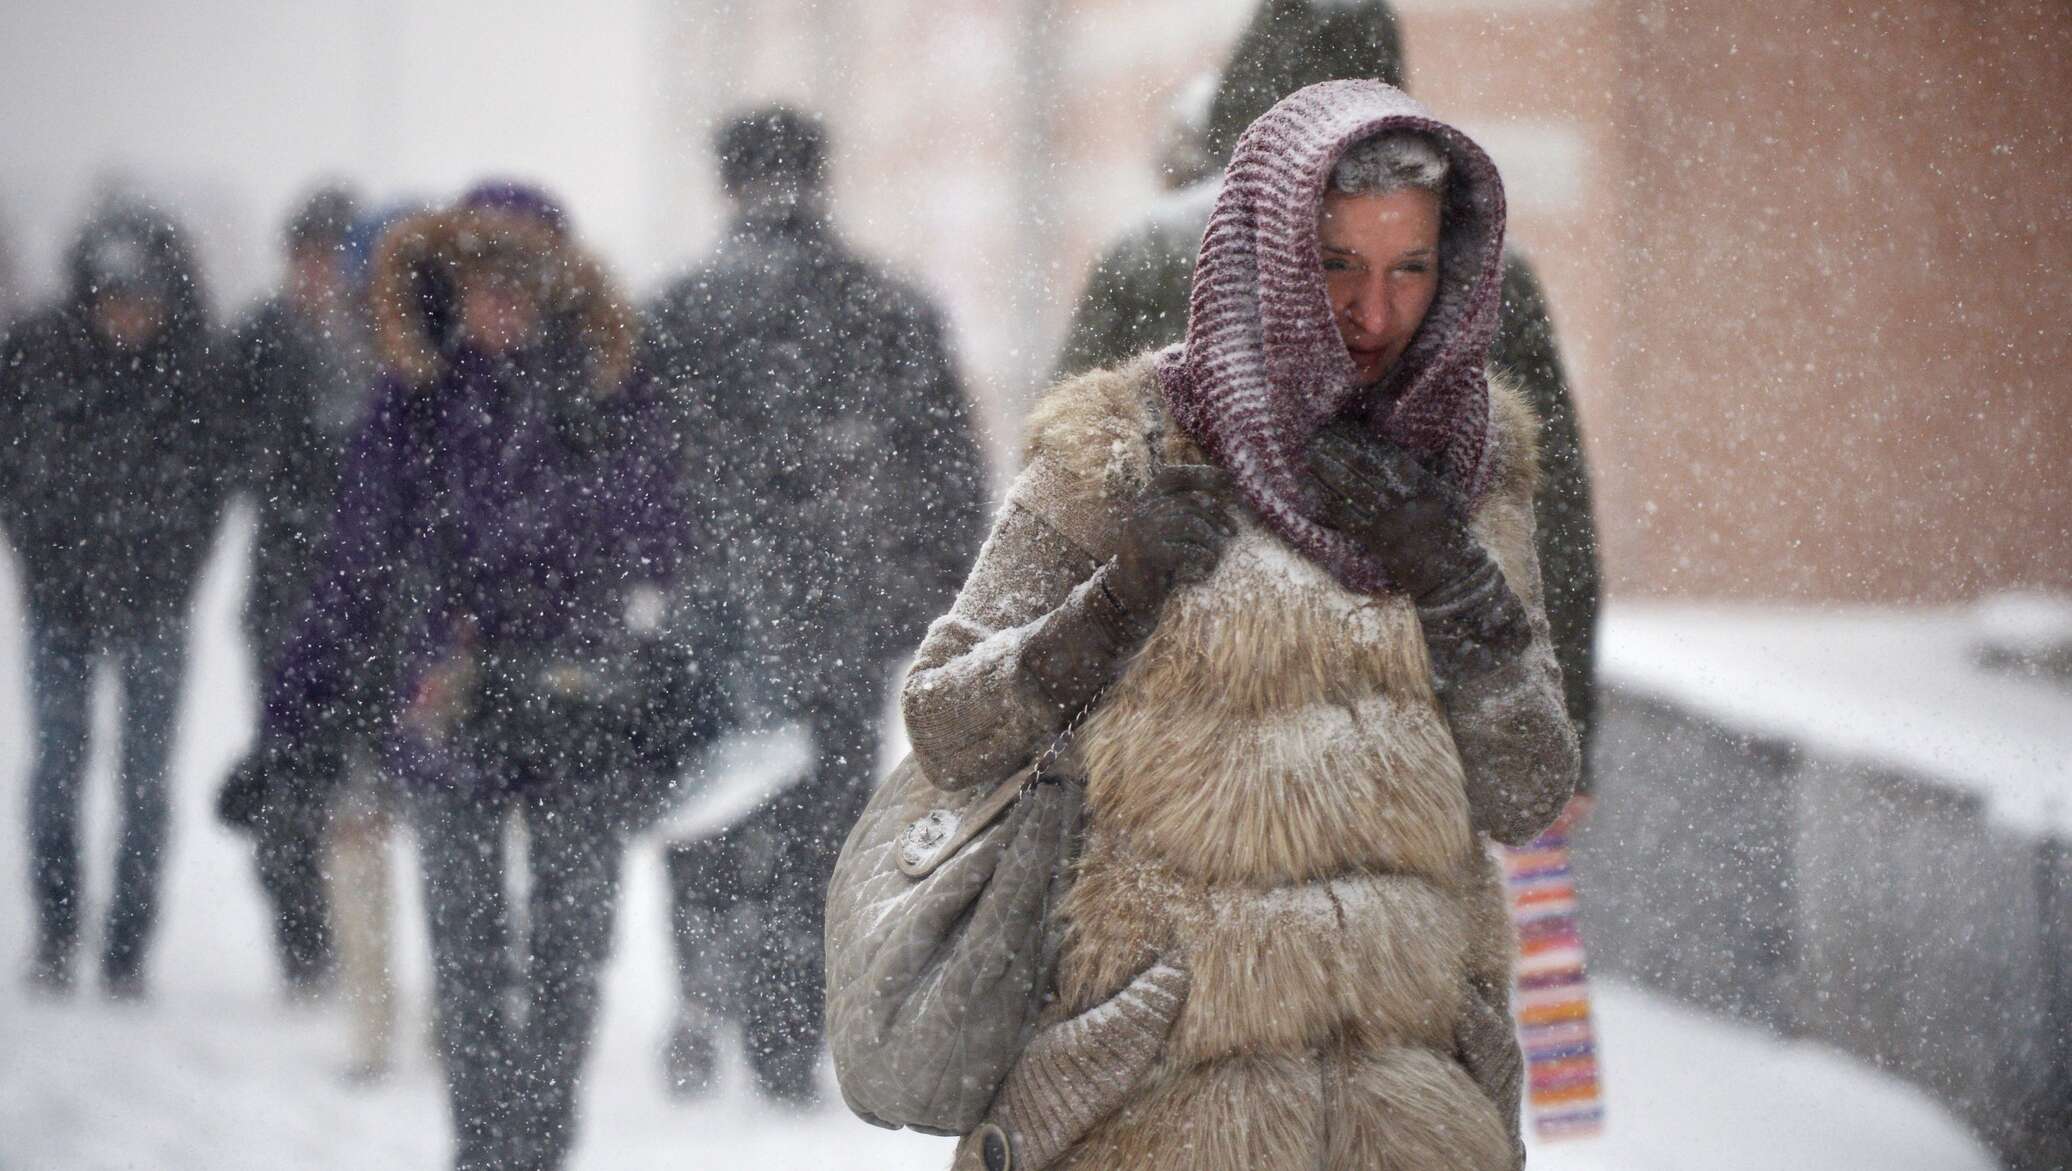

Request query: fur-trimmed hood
[{"left": 368, "top": 205, "right": 635, "bottom": 394}]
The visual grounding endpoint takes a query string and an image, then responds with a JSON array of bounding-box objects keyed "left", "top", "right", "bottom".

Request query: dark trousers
[
  {"left": 25, "top": 616, "right": 185, "bottom": 981},
  {"left": 243, "top": 609, "right": 337, "bottom": 988},
  {"left": 410, "top": 777, "right": 625, "bottom": 1171},
  {"left": 666, "top": 679, "right": 880, "bottom": 1097},
  {"left": 251, "top": 775, "right": 335, "bottom": 987}
]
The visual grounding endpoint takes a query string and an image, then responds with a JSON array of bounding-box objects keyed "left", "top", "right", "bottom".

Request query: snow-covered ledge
[
  {"left": 1575, "top": 599, "right": 2072, "bottom": 1171},
  {"left": 1600, "top": 600, "right": 2072, "bottom": 839}
]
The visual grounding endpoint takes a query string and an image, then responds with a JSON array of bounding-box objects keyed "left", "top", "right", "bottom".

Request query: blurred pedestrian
[
  {"left": 216, "top": 184, "right": 372, "bottom": 1003},
  {"left": 1153, "top": 71, "right": 1219, "bottom": 193},
  {"left": 1053, "top": 0, "right": 1601, "bottom": 793},
  {"left": 863, "top": 81, "right": 1577, "bottom": 1171},
  {"left": 0, "top": 215, "right": 22, "bottom": 327},
  {"left": 0, "top": 199, "right": 230, "bottom": 999},
  {"left": 645, "top": 105, "right": 989, "bottom": 1103},
  {"left": 227, "top": 182, "right": 690, "bottom": 1170},
  {"left": 317, "top": 202, "right": 440, "bottom": 1084}
]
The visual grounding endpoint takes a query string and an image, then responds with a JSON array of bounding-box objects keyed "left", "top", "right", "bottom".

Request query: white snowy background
[
  {"left": 0, "top": 1, "right": 2052, "bottom": 1166},
  {"left": 0, "top": 522, "right": 2005, "bottom": 1170}
]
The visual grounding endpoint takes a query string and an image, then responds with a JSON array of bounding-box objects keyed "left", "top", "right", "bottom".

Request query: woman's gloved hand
[
  {"left": 1106, "top": 463, "right": 1236, "bottom": 623},
  {"left": 1306, "top": 422, "right": 1530, "bottom": 687},
  {"left": 403, "top": 621, "right": 480, "bottom": 740},
  {"left": 1305, "top": 421, "right": 1484, "bottom": 602},
  {"left": 960, "top": 961, "right": 1191, "bottom": 1171},
  {"left": 1020, "top": 465, "right": 1234, "bottom": 720}
]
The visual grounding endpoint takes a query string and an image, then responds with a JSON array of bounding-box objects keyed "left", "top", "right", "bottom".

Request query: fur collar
[{"left": 368, "top": 207, "right": 635, "bottom": 395}]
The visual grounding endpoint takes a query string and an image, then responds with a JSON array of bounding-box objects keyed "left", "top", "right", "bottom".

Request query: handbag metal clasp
[{"left": 896, "top": 765, "right": 1034, "bottom": 879}]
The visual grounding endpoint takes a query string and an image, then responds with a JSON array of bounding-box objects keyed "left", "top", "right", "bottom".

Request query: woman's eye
[
  {"left": 1395, "top": 262, "right": 1432, "bottom": 276},
  {"left": 1322, "top": 258, "right": 1351, "bottom": 272}
]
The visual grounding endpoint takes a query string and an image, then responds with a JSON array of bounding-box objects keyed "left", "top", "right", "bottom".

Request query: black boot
[
  {"left": 662, "top": 1013, "right": 719, "bottom": 1099},
  {"left": 26, "top": 942, "right": 73, "bottom": 997}
]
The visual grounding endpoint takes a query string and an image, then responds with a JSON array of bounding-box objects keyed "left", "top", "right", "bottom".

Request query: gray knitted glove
[
  {"left": 958, "top": 961, "right": 1192, "bottom": 1171},
  {"left": 1018, "top": 563, "right": 1154, "bottom": 720},
  {"left": 1019, "top": 463, "right": 1233, "bottom": 719},
  {"left": 1306, "top": 422, "right": 1530, "bottom": 691},
  {"left": 1106, "top": 463, "right": 1235, "bottom": 617}
]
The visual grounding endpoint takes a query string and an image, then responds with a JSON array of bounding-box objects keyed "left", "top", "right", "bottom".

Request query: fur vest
[{"left": 1002, "top": 359, "right": 1544, "bottom": 1170}]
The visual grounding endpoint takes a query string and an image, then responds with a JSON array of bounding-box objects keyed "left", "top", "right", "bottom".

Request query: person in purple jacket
[{"left": 225, "top": 182, "right": 700, "bottom": 1171}]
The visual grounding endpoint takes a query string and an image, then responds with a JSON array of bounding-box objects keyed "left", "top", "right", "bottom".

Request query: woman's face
[
  {"left": 1319, "top": 187, "right": 1441, "bottom": 386},
  {"left": 458, "top": 279, "right": 542, "bottom": 356}
]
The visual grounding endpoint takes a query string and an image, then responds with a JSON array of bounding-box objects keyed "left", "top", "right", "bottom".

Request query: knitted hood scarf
[{"left": 1155, "top": 79, "right": 1509, "bottom": 595}]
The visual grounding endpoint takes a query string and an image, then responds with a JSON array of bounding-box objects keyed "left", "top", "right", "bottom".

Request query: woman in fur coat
[{"left": 897, "top": 80, "right": 1578, "bottom": 1171}]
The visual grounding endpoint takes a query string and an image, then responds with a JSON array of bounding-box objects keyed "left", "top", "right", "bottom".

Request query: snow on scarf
[{"left": 1155, "top": 79, "right": 1509, "bottom": 595}]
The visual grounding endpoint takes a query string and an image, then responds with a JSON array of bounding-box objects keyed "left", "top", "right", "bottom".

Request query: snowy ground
[{"left": 0, "top": 521, "right": 2002, "bottom": 1169}]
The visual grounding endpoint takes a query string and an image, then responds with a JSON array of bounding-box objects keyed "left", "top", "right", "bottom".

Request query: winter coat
[
  {"left": 1493, "top": 261, "right": 1600, "bottom": 765},
  {"left": 1050, "top": 0, "right": 1602, "bottom": 783},
  {"left": 645, "top": 210, "right": 988, "bottom": 695},
  {"left": 226, "top": 296, "right": 377, "bottom": 660},
  {"left": 260, "top": 207, "right": 685, "bottom": 789},
  {"left": 895, "top": 358, "right": 1577, "bottom": 1170},
  {"left": 0, "top": 212, "right": 229, "bottom": 634}
]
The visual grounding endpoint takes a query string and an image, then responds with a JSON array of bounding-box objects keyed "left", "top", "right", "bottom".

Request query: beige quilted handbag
[{"left": 824, "top": 716, "right": 1090, "bottom": 1136}]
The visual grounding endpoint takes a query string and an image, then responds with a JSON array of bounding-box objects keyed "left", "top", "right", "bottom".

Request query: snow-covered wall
[{"left": 1578, "top": 603, "right": 2072, "bottom": 1169}]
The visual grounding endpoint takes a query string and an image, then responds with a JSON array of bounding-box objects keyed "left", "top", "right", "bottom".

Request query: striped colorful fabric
[{"left": 1502, "top": 824, "right": 1605, "bottom": 1140}]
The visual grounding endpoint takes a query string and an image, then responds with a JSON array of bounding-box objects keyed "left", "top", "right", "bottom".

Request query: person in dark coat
[
  {"left": 1, "top": 200, "right": 230, "bottom": 998},
  {"left": 219, "top": 185, "right": 374, "bottom": 998},
  {"left": 1052, "top": 0, "right": 1601, "bottom": 790},
  {"left": 229, "top": 183, "right": 689, "bottom": 1171},
  {"left": 0, "top": 218, "right": 21, "bottom": 328},
  {"left": 645, "top": 105, "right": 990, "bottom": 1103}
]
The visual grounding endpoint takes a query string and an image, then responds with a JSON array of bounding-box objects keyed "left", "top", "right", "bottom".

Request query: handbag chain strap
[{"left": 1025, "top": 681, "right": 1108, "bottom": 792}]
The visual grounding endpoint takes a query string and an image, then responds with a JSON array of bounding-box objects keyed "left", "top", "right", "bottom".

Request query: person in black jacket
[
  {"left": 218, "top": 185, "right": 374, "bottom": 1000},
  {"left": 1, "top": 199, "right": 230, "bottom": 998},
  {"left": 645, "top": 106, "right": 990, "bottom": 1103}
]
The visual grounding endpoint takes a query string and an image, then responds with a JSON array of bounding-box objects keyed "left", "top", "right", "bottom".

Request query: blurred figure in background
[
  {"left": 315, "top": 200, "right": 437, "bottom": 1085},
  {"left": 217, "top": 185, "right": 371, "bottom": 1005},
  {"left": 645, "top": 105, "right": 989, "bottom": 1103},
  {"left": 0, "top": 214, "right": 21, "bottom": 328},
  {"left": 0, "top": 200, "right": 229, "bottom": 999},
  {"left": 227, "top": 182, "right": 690, "bottom": 1170},
  {"left": 1051, "top": 0, "right": 1408, "bottom": 377},
  {"left": 1153, "top": 71, "right": 1219, "bottom": 193},
  {"left": 1053, "top": 0, "right": 1601, "bottom": 790},
  {"left": 217, "top": 187, "right": 425, "bottom": 1082}
]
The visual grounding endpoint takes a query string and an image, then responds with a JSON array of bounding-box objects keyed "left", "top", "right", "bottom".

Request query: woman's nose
[{"left": 1347, "top": 280, "right": 1392, "bottom": 338}]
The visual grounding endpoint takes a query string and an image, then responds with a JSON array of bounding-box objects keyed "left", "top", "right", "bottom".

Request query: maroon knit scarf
[{"left": 1155, "top": 79, "right": 1509, "bottom": 595}]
